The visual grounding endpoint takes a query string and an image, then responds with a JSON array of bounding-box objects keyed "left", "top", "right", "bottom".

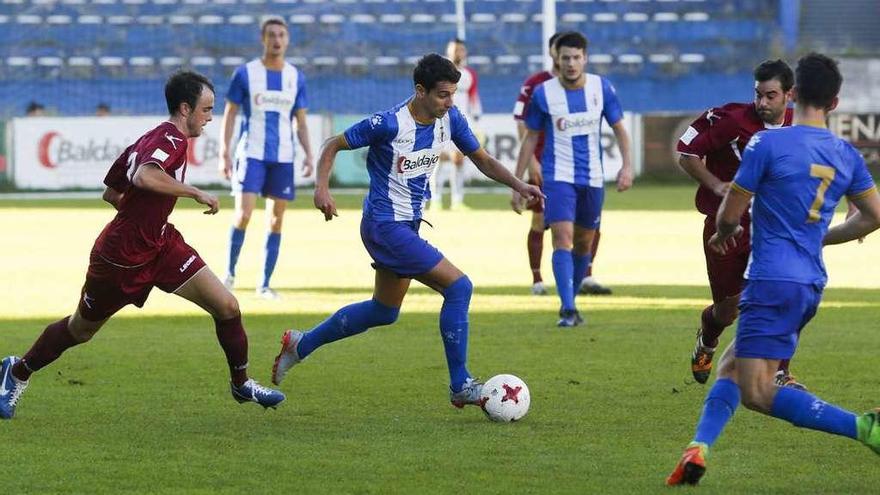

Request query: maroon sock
[
  {"left": 778, "top": 359, "right": 790, "bottom": 373},
  {"left": 14, "top": 316, "right": 79, "bottom": 381},
  {"left": 700, "top": 305, "right": 727, "bottom": 348},
  {"left": 215, "top": 316, "right": 249, "bottom": 387},
  {"left": 527, "top": 229, "right": 544, "bottom": 283},
  {"left": 587, "top": 230, "right": 601, "bottom": 277}
]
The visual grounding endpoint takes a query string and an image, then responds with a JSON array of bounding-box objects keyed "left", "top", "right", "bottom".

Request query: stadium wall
[
  {"left": 6, "top": 108, "right": 879, "bottom": 191},
  {"left": 7, "top": 112, "right": 640, "bottom": 190}
]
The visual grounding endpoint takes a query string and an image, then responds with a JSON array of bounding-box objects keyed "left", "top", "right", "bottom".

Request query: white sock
[
  {"left": 451, "top": 164, "right": 465, "bottom": 205},
  {"left": 429, "top": 163, "right": 442, "bottom": 206}
]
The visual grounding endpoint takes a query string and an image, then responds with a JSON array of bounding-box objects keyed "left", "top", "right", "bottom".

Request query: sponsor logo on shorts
[{"left": 179, "top": 255, "right": 197, "bottom": 273}]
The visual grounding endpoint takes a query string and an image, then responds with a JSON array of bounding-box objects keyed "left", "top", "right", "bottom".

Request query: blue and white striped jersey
[
  {"left": 344, "top": 100, "right": 480, "bottom": 222},
  {"left": 524, "top": 74, "right": 623, "bottom": 187},
  {"left": 226, "top": 59, "right": 307, "bottom": 164}
]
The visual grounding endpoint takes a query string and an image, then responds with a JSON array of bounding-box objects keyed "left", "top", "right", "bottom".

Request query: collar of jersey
[{"left": 798, "top": 120, "right": 827, "bottom": 129}]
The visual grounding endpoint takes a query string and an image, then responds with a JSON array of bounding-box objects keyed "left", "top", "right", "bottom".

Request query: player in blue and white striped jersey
[
  {"left": 219, "top": 16, "right": 314, "bottom": 300},
  {"left": 271, "top": 54, "right": 543, "bottom": 410},
  {"left": 512, "top": 31, "right": 634, "bottom": 327}
]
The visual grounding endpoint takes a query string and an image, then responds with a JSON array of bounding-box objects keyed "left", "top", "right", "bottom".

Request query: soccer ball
[{"left": 480, "top": 374, "right": 530, "bottom": 422}]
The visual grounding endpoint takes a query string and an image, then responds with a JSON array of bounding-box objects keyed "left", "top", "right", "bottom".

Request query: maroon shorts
[
  {"left": 526, "top": 177, "right": 544, "bottom": 213},
  {"left": 78, "top": 229, "right": 207, "bottom": 321},
  {"left": 703, "top": 216, "right": 750, "bottom": 303}
]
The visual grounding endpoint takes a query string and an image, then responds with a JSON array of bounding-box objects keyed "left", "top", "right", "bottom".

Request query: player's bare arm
[
  {"left": 294, "top": 108, "right": 314, "bottom": 177},
  {"left": 824, "top": 188, "right": 880, "bottom": 245},
  {"left": 611, "top": 121, "right": 634, "bottom": 192},
  {"left": 844, "top": 198, "right": 867, "bottom": 243},
  {"left": 313, "top": 134, "right": 348, "bottom": 221},
  {"left": 708, "top": 187, "right": 750, "bottom": 254},
  {"left": 511, "top": 130, "right": 540, "bottom": 213},
  {"left": 678, "top": 154, "right": 730, "bottom": 197},
  {"left": 101, "top": 187, "right": 124, "bottom": 210},
  {"left": 468, "top": 147, "right": 543, "bottom": 212},
  {"left": 218, "top": 101, "right": 239, "bottom": 180},
  {"left": 132, "top": 163, "right": 219, "bottom": 214},
  {"left": 516, "top": 121, "right": 542, "bottom": 185}
]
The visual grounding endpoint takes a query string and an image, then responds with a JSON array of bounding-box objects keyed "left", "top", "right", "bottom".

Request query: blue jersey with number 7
[{"left": 731, "top": 124, "right": 876, "bottom": 287}]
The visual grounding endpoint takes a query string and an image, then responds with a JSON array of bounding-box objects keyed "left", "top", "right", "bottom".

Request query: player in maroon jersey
[
  {"left": 677, "top": 59, "right": 803, "bottom": 388},
  {"left": 0, "top": 71, "right": 284, "bottom": 420},
  {"left": 512, "top": 32, "right": 611, "bottom": 296}
]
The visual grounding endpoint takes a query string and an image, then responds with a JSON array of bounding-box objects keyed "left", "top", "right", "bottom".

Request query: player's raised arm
[
  {"left": 132, "top": 163, "right": 219, "bottom": 214},
  {"left": 218, "top": 101, "right": 239, "bottom": 180},
  {"left": 313, "top": 134, "right": 349, "bottom": 221}
]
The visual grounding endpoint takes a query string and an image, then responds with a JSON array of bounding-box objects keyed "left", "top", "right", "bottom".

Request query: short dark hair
[
  {"left": 413, "top": 53, "right": 461, "bottom": 92},
  {"left": 164, "top": 70, "right": 214, "bottom": 116},
  {"left": 795, "top": 53, "right": 842, "bottom": 110},
  {"left": 261, "top": 16, "right": 287, "bottom": 37},
  {"left": 753, "top": 59, "right": 794, "bottom": 92},
  {"left": 555, "top": 31, "right": 588, "bottom": 52},
  {"left": 549, "top": 31, "right": 571, "bottom": 50},
  {"left": 25, "top": 101, "right": 44, "bottom": 114}
]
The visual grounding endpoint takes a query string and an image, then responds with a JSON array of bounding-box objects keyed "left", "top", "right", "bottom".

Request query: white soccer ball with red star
[{"left": 480, "top": 374, "right": 530, "bottom": 422}]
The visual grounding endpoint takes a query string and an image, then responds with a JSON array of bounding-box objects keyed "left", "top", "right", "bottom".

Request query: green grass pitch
[{"left": 2, "top": 185, "right": 879, "bottom": 493}]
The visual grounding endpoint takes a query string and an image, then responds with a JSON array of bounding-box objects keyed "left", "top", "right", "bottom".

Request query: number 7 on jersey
[{"left": 808, "top": 164, "right": 835, "bottom": 223}]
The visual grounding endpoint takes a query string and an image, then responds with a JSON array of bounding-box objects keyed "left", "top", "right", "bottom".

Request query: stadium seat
[{"left": 0, "top": 0, "right": 782, "bottom": 116}]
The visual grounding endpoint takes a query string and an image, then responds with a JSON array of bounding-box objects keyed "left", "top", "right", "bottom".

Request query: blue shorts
[
  {"left": 735, "top": 279, "right": 822, "bottom": 360},
  {"left": 360, "top": 216, "right": 444, "bottom": 278},
  {"left": 232, "top": 158, "right": 295, "bottom": 200},
  {"left": 542, "top": 181, "right": 604, "bottom": 229}
]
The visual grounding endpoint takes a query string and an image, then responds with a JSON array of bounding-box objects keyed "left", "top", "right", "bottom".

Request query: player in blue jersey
[
  {"left": 667, "top": 53, "right": 880, "bottom": 486},
  {"left": 270, "top": 54, "right": 543, "bottom": 409},
  {"left": 512, "top": 32, "right": 634, "bottom": 327},
  {"left": 219, "top": 16, "right": 314, "bottom": 300}
]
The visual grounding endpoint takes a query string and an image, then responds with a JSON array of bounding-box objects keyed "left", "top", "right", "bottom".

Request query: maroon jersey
[
  {"left": 513, "top": 70, "right": 553, "bottom": 161},
  {"left": 94, "top": 122, "right": 189, "bottom": 266},
  {"left": 677, "top": 103, "right": 793, "bottom": 217}
]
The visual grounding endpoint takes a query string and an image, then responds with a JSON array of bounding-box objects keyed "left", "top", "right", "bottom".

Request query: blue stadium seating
[{"left": 1, "top": 0, "right": 779, "bottom": 116}]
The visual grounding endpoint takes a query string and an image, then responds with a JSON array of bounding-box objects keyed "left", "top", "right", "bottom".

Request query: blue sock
[
  {"left": 771, "top": 386, "right": 858, "bottom": 439},
  {"left": 552, "top": 249, "right": 575, "bottom": 311},
  {"left": 441, "top": 276, "right": 473, "bottom": 392},
  {"left": 572, "top": 252, "right": 591, "bottom": 298},
  {"left": 227, "top": 227, "right": 246, "bottom": 277},
  {"left": 261, "top": 232, "right": 281, "bottom": 289},
  {"left": 298, "top": 299, "right": 399, "bottom": 359},
  {"left": 693, "top": 378, "right": 740, "bottom": 447}
]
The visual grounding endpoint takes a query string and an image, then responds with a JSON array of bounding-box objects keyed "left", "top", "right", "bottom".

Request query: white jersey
[
  {"left": 453, "top": 65, "right": 482, "bottom": 121},
  {"left": 524, "top": 74, "right": 623, "bottom": 187},
  {"left": 343, "top": 100, "right": 481, "bottom": 222},
  {"left": 226, "top": 58, "right": 308, "bottom": 164}
]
